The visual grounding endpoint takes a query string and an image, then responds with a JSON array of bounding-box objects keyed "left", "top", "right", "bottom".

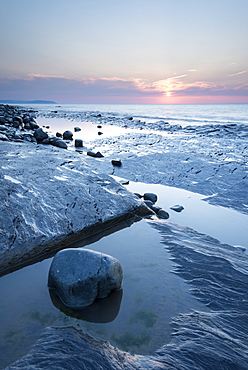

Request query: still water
[{"left": 1, "top": 179, "right": 247, "bottom": 368}]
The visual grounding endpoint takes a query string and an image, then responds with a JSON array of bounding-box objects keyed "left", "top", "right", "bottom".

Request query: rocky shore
[
  {"left": 0, "top": 104, "right": 151, "bottom": 276},
  {"left": 1, "top": 104, "right": 248, "bottom": 369}
]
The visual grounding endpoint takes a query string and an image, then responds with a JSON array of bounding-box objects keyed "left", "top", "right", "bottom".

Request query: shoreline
[{"left": 1, "top": 104, "right": 248, "bottom": 369}]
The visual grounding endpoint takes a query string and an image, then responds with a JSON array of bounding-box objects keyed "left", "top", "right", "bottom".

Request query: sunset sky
[{"left": 0, "top": 0, "right": 248, "bottom": 104}]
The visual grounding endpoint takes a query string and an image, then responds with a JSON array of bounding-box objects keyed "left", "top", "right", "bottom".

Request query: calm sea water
[{"left": 22, "top": 103, "right": 248, "bottom": 127}]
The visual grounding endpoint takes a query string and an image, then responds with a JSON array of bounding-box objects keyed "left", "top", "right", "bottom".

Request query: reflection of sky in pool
[{"left": 0, "top": 178, "right": 247, "bottom": 367}]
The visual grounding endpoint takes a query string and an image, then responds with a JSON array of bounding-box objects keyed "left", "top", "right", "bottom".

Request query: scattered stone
[
  {"left": 144, "top": 200, "right": 154, "bottom": 208},
  {"left": 0, "top": 133, "right": 9, "bottom": 141},
  {"left": 170, "top": 204, "right": 184, "bottom": 212},
  {"left": 133, "top": 192, "right": 143, "bottom": 199},
  {"left": 97, "top": 125, "right": 102, "bottom": 129},
  {"left": 144, "top": 192, "right": 157, "bottom": 203},
  {"left": 150, "top": 205, "right": 162, "bottom": 214},
  {"left": 111, "top": 159, "right": 122, "bottom": 167},
  {"left": 34, "top": 128, "right": 49, "bottom": 141},
  {"left": 128, "top": 117, "right": 133, "bottom": 120},
  {"left": 75, "top": 139, "right": 83, "bottom": 147},
  {"left": 74, "top": 127, "right": 81, "bottom": 132},
  {"left": 157, "top": 209, "right": 170, "bottom": 219},
  {"left": 50, "top": 136, "right": 68, "bottom": 149},
  {"left": 87, "top": 151, "right": 104, "bottom": 158},
  {"left": 48, "top": 248, "right": 123, "bottom": 308},
  {"left": 96, "top": 113, "right": 102, "bottom": 117},
  {"left": 118, "top": 179, "right": 129, "bottom": 185},
  {"left": 63, "top": 130, "right": 73, "bottom": 140},
  {"left": 0, "top": 125, "right": 8, "bottom": 131},
  {"left": 56, "top": 132, "right": 62, "bottom": 137},
  {"left": 98, "top": 131, "right": 103, "bottom": 135}
]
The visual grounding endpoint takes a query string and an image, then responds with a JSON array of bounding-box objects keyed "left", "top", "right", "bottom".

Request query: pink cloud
[{"left": 0, "top": 74, "right": 247, "bottom": 104}]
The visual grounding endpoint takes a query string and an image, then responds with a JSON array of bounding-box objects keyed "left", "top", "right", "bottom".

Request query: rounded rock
[
  {"left": 144, "top": 193, "right": 157, "bottom": 203},
  {"left": 157, "top": 209, "right": 170, "bottom": 219},
  {"left": 75, "top": 139, "right": 83, "bottom": 147},
  {"left": 63, "top": 130, "right": 73, "bottom": 140},
  {"left": 48, "top": 248, "right": 123, "bottom": 308}
]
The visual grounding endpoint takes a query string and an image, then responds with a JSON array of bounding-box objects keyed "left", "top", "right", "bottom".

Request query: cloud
[
  {"left": 228, "top": 70, "right": 248, "bottom": 77},
  {"left": 0, "top": 74, "right": 248, "bottom": 103}
]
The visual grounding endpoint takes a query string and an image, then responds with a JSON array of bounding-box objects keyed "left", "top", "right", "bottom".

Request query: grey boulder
[
  {"left": 170, "top": 204, "right": 184, "bottom": 212},
  {"left": 63, "top": 130, "right": 73, "bottom": 140},
  {"left": 48, "top": 248, "right": 123, "bottom": 308},
  {"left": 34, "top": 128, "right": 49, "bottom": 141}
]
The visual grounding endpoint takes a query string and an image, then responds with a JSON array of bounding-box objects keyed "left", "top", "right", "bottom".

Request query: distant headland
[{"left": 0, "top": 99, "right": 57, "bottom": 104}]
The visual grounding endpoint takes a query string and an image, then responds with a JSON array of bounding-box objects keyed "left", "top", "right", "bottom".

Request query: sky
[{"left": 0, "top": 0, "right": 248, "bottom": 104}]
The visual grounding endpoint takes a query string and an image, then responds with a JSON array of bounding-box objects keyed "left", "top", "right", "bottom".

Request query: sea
[
  {"left": 22, "top": 102, "right": 248, "bottom": 128},
  {"left": 0, "top": 103, "right": 248, "bottom": 368}
]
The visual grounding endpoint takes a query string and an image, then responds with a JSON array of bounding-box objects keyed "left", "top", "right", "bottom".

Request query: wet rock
[
  {"left": 157, "top": 209, "right": 170, "bottom": 219},
  {"left": 34, "top": 128, "right": 49, "bottom": 141},
  {"left": 29, "top": 120, "right": 39, "bottom": 129},
  {"left": 143, "top": 193, "right": 157, "bottom": 203},
  {"left": 150, "top": 205, "right": 162, "bottom": 214},
  {"left": 144, "top": 200, "right": 154, "bottom": 209},
  {"left": 0, "top": 125, "right": 8, "bottom": 131},
  {"left": 75, "top": 139, "right": 83, "bottom": 147},
  {"left": 133, "top": 192, "right": 143, "bottom": 199},
  {"left": 56, "top": 132, "right": 62, "bottom": 137},
  {"left": 98, "top": 131, "right": 103, "bottom": 135},
  {"left": 74, "top": 127, "right": 81, "bottom": 132},
  {"left": 50, "top": 136, "right": 68, "bottom": 149},
  {"left": 87, "top": 151, "right": 104, "bottom": 158},
  {"left": 111, "top": 159, "right": 122, "bottom": 167},
  {"left": 13, "top": 116, "right": 23, "bottom": 125},
  {"left": 97, "top": 125, "right": 102, "bottom": 129},
  {"left": 0, "top": 133, "right": 9, "bottom": 141},
  {"left": 63, "top": 130, "right": 73, "bottom": 140},
  {"left": 170, "top": 204, "right": 184, "bottom": 212},
  {"left": 48, "top": 248, "right": 123, "bottom": 308}
]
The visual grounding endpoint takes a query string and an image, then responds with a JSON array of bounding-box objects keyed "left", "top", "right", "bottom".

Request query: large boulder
[
  {"left": 34, "top": 128, "right": 48, "bottom": 141},
  {"left": 48, "top": 248, "right": 123, "bottom": 308}
]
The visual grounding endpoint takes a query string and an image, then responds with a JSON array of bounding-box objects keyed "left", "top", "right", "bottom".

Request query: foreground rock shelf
[{"left": 0, "top": 141, "right": 148, "bottom": 276}]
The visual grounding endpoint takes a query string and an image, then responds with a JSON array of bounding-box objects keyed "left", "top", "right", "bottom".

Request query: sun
[{"left": 166, "top": 91, "right": 171, "bottom": 97}]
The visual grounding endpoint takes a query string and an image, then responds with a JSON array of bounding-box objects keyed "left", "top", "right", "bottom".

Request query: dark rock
[
  {"left": 24, "top": 122, "right": 31, "bottom": 129},
  {"left": 133, "top": 192, "right": 143, "bottom": 199},
  {"left": 13, "top": 116, "right": 23, "bottom": 125},
  {"left": 75, "top": 139, "right": 83, "bottom": 147},
  {"left": 150, "top": 205, "right": 162, "bottom": 214},
  {"left": 56, "top": 132, "right": 62, "bottom": 137},
  {"left": 41, "top": 138, "right": 50, "bottom": 144},
  {"left": 0, "top": 116, "right": 5, "bottom": 124},
  {"left": 74, "top": 127, "right": 81, "bottom": 132},
  {"left": 96, "top": 113, "right": 102, "bottom": 117},
  {"left": 144, "top": 200, "right": 154, "bottom": 209},
  {"left": 0, "top": 133, "right": 9, "bottom": 141},
  {"left": 50, "top": 136, "right": 68, "bottom": 149},
  {"left": 98, "top": 131, "right": 103, "bottom": 135},
  {"left": 170, "top": 204, "right": 184, "bottom": 212},
  {"left": 63, "top": 130, "right": 73, "bottom": 140},
  {"left": 157, "top": 209, "right": 170, "bottom": 219},
  {"left": 34, "top": 128, "right": 49, "bottom": 141},
  {"left": 97, "top": 125, "right": 102, "bottom": 129},
  {"left": 13, "top": 120, "right": 21, "bottom": 128},
  {"left": 29, "top": 120, "right": 39, "bottom": 130},
  {"left": 128, "top": 117, "right": 133, "bottom": 120},
  {"left": 48, "top": 248, "right": 123, "bottom": 308},
  {"left": 87, "top": 151, "right": 104, "bottom": 158},
  {"left": 111, "top": 159, "right": 122, "bottom": 167},
  {"left": 144, "top": 193, "right": 157, "bottom": 203},
  {"left": 0, "top": 125, "right": 8, "bottom": 131}
]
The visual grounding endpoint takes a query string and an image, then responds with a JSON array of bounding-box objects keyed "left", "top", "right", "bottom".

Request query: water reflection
[{"left": 49, "top": 288, "right": 123, "bottom": 323}]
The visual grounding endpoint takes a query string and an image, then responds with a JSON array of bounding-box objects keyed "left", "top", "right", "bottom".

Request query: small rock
[
  {"left": 74, "top": 127, "right": 81, "bottom": 132},
  {"left": 75, "top": 139, "right": 83, "bottom": 147},
  {"left": 87, "top": 151, "right": 104, "bottom": 158},
  {"left": 157, "top": 209, "right": 170, "bottom": 219},
  {"left": 97, "top": 125, "right": 102, "bottom": 129},
  {"left": 56, "top": 132, "right": 62, "bottom": 137},
  {"left": 50, "top": 136, "right": 68, "bottom": 149},
  {"left": 150, "top": 205, "right": 162, "bottom": 214},
  {"left": 98, "top": 131, "right": 103, "bottom": 135},
  {"left": 128, "top": 117, "right": 133, "bottom": 120},
  {"left": 144, "top": 193, "right": 157, "bottom": 203},
  {"left": 48, "top": 248, "right": 123, "bottom": 308},
  {"left": 170, "top": 205, "right": 184, "bottom": 212},
  {"left": 34, "top": 128, "right": 49, "bottom": 141},
  {"left": 118, "top": 179, "right": 129, "bottom": 185},
  {"left": 0, "top": 133, "right": 9, "bottom": 141},
  {"left": 144, "top": 200, "right": 154, "bottom": 208},
  {"left": 133, "top": 192, "right": 143, "bottom": 199},
  {"left": 63, "top": 130, "right": 73, "bottom": 140},
  {"left": 111, "top": 159, "right": 122, "bottom": 167},
  {"left": 29, "top": 120, "right": 39, "bottom": 130}
]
